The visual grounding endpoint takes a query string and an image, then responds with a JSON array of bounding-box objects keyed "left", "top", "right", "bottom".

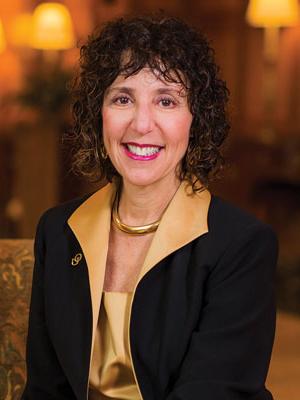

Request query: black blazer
[{"left": 22, "top": 182, "right": 278, "bottom": 400}]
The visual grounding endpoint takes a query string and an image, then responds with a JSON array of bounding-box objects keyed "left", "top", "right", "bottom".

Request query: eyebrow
[{"left": 106, "top": 86, "right": 186, "bottom": 97}]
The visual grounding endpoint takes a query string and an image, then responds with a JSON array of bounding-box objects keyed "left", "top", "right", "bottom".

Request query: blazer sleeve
[
  {"left": 166, "top": 223, "right": 278, "bottom": 400},
  {"left": 21, "top": 211, "right": 76, "bottom": 400}
]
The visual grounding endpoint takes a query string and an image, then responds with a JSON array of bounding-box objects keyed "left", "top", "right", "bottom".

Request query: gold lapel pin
[{"left": 71, "top": 253, "right": 83, "bottom": 266}]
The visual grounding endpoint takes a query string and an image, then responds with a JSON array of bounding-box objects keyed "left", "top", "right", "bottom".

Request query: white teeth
[{"left": 127, "top": 144, "right": 161, "bottom": 156}]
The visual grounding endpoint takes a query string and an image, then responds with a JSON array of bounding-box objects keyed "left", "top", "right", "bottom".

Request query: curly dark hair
[{"left": 70, "top": 14, "right": 230, "bottom": 192}]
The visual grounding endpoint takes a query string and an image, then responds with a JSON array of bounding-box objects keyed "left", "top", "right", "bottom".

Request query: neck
[{"left": 117, "top": 175, "right": 181, "bottom": 226}]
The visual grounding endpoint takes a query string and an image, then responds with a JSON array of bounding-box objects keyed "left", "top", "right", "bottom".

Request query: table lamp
[
  {"left": 246, "top": 0, "right": 299, "bottom": 139},
  {"left": 30, "top": 2, "right": 75, "bottom": 50}
]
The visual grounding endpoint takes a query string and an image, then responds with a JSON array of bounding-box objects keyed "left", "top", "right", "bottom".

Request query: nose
[{"left": 130, "top": 103, "right": 154, "bottom": 135}]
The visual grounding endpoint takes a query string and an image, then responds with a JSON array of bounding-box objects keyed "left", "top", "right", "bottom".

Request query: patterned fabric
[{"left": 0, "top": 240, "right": 33, "bottom": 400}]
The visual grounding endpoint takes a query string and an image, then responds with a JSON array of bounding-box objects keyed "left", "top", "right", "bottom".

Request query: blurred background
[{"left": 0, "top": 0, "right": 300, "bottom": 399}]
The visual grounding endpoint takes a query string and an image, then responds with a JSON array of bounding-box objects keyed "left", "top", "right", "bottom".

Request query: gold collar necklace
[{"left": 112, "top": 191, "right": 161, "bottom": 235}]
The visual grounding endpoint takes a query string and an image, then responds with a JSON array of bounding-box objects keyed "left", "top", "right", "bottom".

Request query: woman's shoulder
[
  {"left": 43, "top": 193, "right": 91, "bottom": 221},
  {"left": 207, "top": 194, "right": 278, "bottom": 250},
  {"left": 35, "top": 187, "right": 103, "bottom": 237},
  {"left": 209, "top": 194, "right": 263, "bottom": 227},
  {"left": 202, "top": 194, "right": 279, "bottom": 287}
]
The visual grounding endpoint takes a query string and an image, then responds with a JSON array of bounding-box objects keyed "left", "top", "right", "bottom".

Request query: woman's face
[{"left": 102, "top": 68, "right": 193, "bottom": 188}]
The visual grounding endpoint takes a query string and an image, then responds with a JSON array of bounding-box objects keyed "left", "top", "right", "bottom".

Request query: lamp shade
[
  {"left": 0, "top": 19, "right": 6, "bottom": 54},
  {"left": 246, "top": 0, "right": 299, "bottom": 27},
  {"left": 30, "top": 2, "right": 75, "bottom": 50}
]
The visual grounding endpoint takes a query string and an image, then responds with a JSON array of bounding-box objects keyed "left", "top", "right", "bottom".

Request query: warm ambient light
[
  {"left": 30, "top": 2, "right": 75, "bottom": 50},
  {"left": 0, "top": 19, "right": 6, "bottom": 54},
  {"left": 11, "top": 13, "right": 33, "bottom": 47},
  {"left": 246, "top": 0, "right": 299, "bottom": 27}
]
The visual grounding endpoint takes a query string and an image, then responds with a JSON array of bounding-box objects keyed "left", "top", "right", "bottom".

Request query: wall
[{"left": 1, "top": 0, "right": 300, "bottom": 237}]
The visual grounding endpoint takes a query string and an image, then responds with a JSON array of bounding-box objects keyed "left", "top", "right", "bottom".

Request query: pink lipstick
[{"left": 123, "top": 142, "right": 163, "bottom": 161}]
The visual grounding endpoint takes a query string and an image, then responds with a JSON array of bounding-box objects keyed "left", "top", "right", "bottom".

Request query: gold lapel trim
[
  {"left": 139, "top": 182, "right": 210, "bottom": 281},
  {"left": 67, "top": 182, "right": 116, "bottom": 385}
]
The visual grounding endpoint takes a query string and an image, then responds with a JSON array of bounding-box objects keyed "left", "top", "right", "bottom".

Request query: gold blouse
[{"left": 88, "top": 292, "right": 141, "bottom": 400}]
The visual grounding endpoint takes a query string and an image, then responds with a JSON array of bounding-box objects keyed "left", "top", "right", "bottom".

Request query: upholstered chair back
[{"left": 0, "top": 240, "right": 33, "bottom": 400}]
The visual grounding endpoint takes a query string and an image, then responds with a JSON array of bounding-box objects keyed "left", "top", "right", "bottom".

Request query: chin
[
  {"left": 122, "top": 174, "right": 159, "bottom": 188},
  {"left": 120, "top": 168, "right": 178, "bottom": 189}
]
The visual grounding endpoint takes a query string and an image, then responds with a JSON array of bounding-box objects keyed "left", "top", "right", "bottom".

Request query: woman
[{"left": 22, "top": 15, "right": 278, "bottom": 400}]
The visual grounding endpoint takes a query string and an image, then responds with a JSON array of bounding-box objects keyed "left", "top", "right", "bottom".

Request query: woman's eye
[
  {"left": 113, "top": 96, "right": 131, "bottom": 105},
  {"left": 159, "top": 97, "right": 176, "bottom": 107}
]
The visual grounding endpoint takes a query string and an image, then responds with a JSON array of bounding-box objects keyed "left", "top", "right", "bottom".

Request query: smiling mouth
[{"left": 123, "top": 142, "right": 164, "bottom": 157}]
